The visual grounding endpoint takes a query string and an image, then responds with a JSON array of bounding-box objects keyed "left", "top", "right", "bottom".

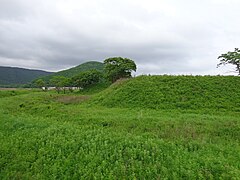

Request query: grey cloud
[
  {"left": 0, "top": 0, "right": 30, "bottom": 20},
  {"left": 0, "top": 0, "right": 240, "bottom": 74}
]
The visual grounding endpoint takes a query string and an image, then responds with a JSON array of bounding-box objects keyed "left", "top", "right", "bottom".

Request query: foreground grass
[
  {"left": 0, "top": 89, "right": 37, "bottom": 98},
  {"left": 0, "top": 91, "right": 240, "bottom": 179}
]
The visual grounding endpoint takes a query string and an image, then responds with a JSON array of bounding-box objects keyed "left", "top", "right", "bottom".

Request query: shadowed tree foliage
[
  {"left": 50, "top": 76, "right": 70, "bottom": 94},
  {"left": 41, "top": 61, "right": 104, "bottom": 82},
  {"left": 71, "top": 70, "right": 103, "bottom": 89},
  {"left": 104, "top": 57, "right": 137, "bottom": 83},
  {"left": 217, "top": 48, "right": 240, "bottom": 75},
  {"left": 34, "top": 79, "right": 45, "bottom": 90}
]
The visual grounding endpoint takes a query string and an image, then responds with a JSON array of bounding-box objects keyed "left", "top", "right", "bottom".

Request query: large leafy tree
[
  {"left": 50, "top": 76, "right": 70, "bottom": 93},
  {"left": 104, "top": 57, "right": 137, "bottom": 82},
  {"left": 217, "top": 48, "right": 240, "bottom": 75},
  {"left": 34, "top": 79, "right": 45, "bottom": 89},
  {"left": 71, "top": 70, "right": 102, "bottom": 89}
]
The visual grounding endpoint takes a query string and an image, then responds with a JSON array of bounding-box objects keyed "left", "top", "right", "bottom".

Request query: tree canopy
[
  {"left": 50, "top": 76, "right": 70, "bottom": 93},
  {"left": 71, "top": 70, "right": 103, "bottom": 89},
  {"left": 34, "top": 79, "right": 45, "bottom": 88},
  {"left": 217, "top": 48, "right": 240, "bottom": 75},
  {"left": 104, "top": 57, "right": 137, "bottom": 82}
]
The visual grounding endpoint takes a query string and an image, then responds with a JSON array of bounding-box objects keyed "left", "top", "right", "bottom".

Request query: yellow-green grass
[{"left": 0, "top": 76, "right": 240, "bottom": 179}]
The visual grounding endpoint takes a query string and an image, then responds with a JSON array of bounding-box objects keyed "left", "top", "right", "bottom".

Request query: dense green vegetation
[
  {"left": 41, "top": 61, "right": 104, "bottom": 82},
  {"left": 104, "top": 57, "right": 137, "bottom": 82},
  {"left": 218, "top": 48, "right": 240, "bottom": 75},
  {"left": 0, "top": 75, "right": 239, "bottom": 179},
  {"left": 35, "top": 59, "right": 136, "bottom": 92},
  {"left": 0, "top": 61, "right": 104, "bottom": 87},
  {"left": 0, "top": 66, "right": 52, "bottom": 87},
  {"left": 0, "top": 89, "right": 36, "bottom": 98},
  {"left": 93, "top": 75, "right": 240, "bottom": 111},
  {"left": 71, "top": 69, "right": 103, "bottom": 89}
]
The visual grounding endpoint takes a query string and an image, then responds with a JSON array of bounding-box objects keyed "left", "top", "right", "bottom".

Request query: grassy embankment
[{"left": 0, "top": 75, "right": 239, "bottom": 179}]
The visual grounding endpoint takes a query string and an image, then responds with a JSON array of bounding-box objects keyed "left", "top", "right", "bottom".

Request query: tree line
[
  {"left": 34, "top": 57, "right": 137, "bottom": 93},
  {"left": 34, "top": 48, "right": 239, "bottom": 93}
]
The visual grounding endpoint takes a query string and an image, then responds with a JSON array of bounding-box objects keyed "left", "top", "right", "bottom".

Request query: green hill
[
  {"left": 41, "top": 61, "right": 104, "bottom": 82},
  {"left": 92, "top": 75, "right": 240, "bottom": 111},
  {"left": 0, "top": 66, "right": 52, "bottom": 87}
]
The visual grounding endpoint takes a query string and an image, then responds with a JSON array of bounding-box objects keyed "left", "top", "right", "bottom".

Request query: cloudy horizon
[{"left": 0, "top": 0, "right": 239, "bottom": 75}]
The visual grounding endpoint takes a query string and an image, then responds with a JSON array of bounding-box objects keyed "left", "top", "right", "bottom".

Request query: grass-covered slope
[
  {"left": 0, "top": 90, "right": 240, "bottom": 178},
  {"left": 93, "top": 75, "right": 240, "bottom": 111},
  {"left": 41, "top": 61, "right": 104, "bottom": 81},
  {"left": 0, "top": 66, "right": 52, "bottom": 86}
]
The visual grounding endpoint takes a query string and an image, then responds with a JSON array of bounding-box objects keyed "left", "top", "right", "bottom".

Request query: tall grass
[{"left": 0, "top": 76, "right": 240, "bottom": 179}]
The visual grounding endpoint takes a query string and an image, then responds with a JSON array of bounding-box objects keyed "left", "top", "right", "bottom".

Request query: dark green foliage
[
  {"left": 93, "top": 75, "right": 240, "bottom": 111},
  {"left": 50, "top": 76, "right": 70, "bottom": 87},
  {"left": 0, "top": 66, "right": 52, "bottom": 86},
  {"left": 50, "top": 76, "right": 70, "bottom": 93},
  {"left": 218, "top": 48, "right": 240, "bottom": 75},
  {"left": 71, "top": 70, "right": 103, "bottom": 89},
  {"left": 42, "top": 61, "right": 104, "bottom": 82},
  {"left": 73, "top": 82, "right": 111, "bottom": 95},
  {"left": 104, "top": 57, "right": 137, "bottom": 82},
  {"left": 34, "top": 79, "right": 46, "bottom": 89}
]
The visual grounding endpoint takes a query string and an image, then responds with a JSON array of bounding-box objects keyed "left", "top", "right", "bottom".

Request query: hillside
[
  {"left": 93, "top": 75, "right": 240, "bottom": 111},
  {"left": 41, "top": 61, "right": 104, "bottom": 81},
  {"left": 0, "top": 66, "right": 52, "bottom": 86}
]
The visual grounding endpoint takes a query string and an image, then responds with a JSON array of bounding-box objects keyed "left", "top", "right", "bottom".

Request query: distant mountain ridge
[
  {"left": 0, "top": 66, "right": 52, "bottom": 86},
  {"left": 0, "top": 61, "right": 105, "bottom": 87},
  {"left": 40, "top": 61, "right": 104, "bottom": 82}
]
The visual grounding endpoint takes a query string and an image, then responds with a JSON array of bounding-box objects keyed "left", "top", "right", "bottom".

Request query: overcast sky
[{"left": 0, "top": 0, "right": 239, "bottom": 75}]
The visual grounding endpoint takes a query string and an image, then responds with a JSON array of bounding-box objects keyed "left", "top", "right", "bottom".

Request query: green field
[{"left": 0, "top": 76, "right": 240, "bottom": 179}]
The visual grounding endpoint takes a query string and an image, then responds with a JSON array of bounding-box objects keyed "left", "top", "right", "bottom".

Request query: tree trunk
[{"left": 237, "top": 64, "right": 240, "bottom": 75}]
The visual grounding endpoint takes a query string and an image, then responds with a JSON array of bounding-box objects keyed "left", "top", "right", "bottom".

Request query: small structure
[{"left": 41, "top": 87, "right": 81, "bottom": 91}]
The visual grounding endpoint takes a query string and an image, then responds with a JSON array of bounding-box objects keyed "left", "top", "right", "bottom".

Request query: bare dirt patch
[
  {"left": 56, "top": 95, "right": 90, "bottom": 104},
  {"left": 0, "top": 88, "right": 20, "bottom": 91}
]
